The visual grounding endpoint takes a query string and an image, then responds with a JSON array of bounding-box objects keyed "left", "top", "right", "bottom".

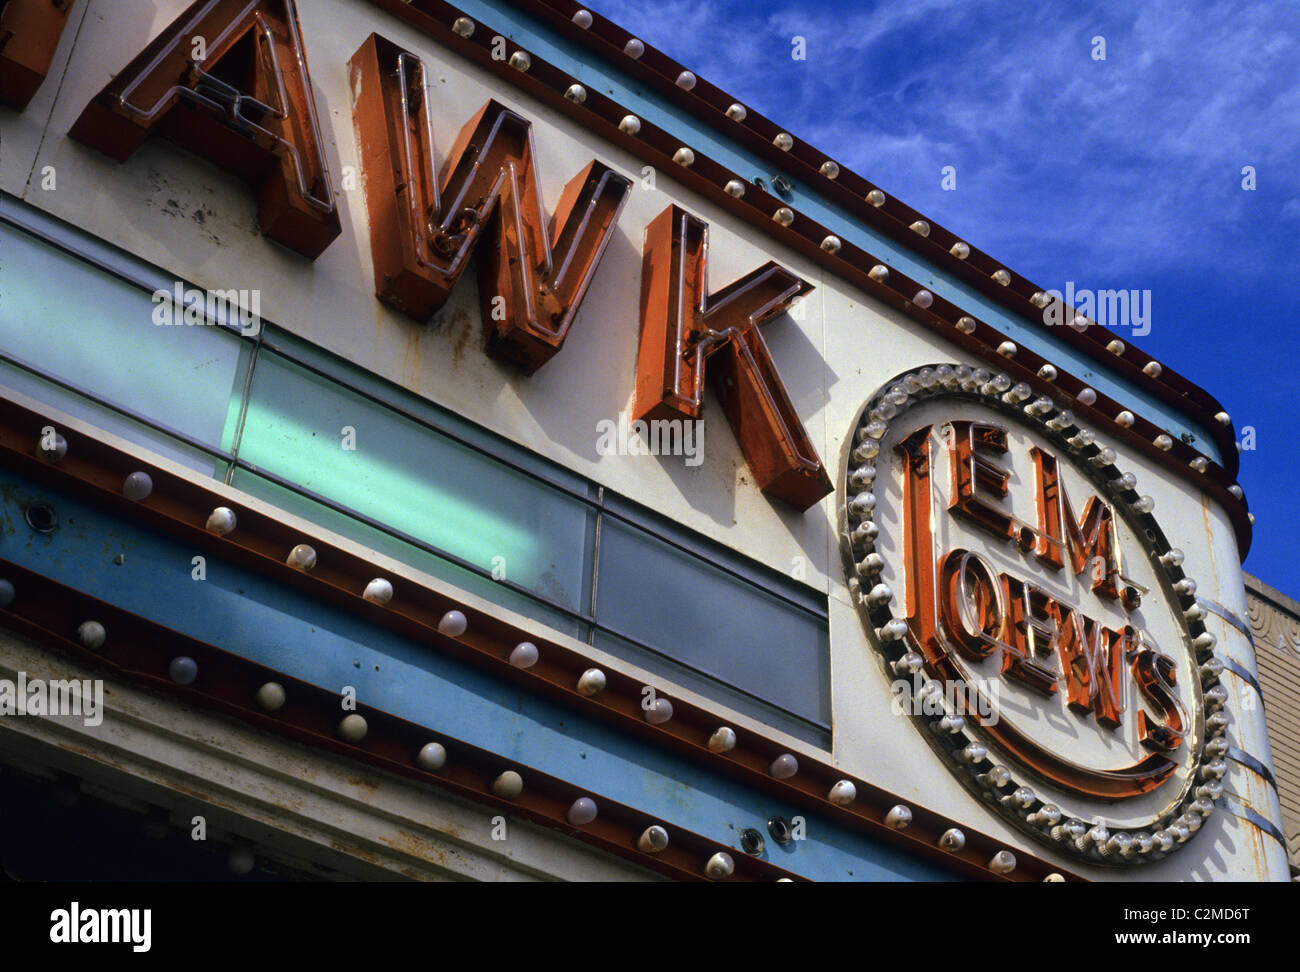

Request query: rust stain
[
  {"left": 449, "top": 307, "right": 473, "bottom": 366},
  {"left": 382, "top": 826, "right": 453, "bottom": 872},
  {"left": 401, "top": 321, "right": 424, "bottom": 388},
  {"left": 1200, "top": 494, "right": 1221, "bottom": 576}
]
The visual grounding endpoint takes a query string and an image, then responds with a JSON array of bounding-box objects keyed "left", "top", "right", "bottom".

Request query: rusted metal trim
[
  {"left": 505, "top": 0, "right": 1241, "bottom": 477},
  {"left": 352, "top": 0, "right": 1252, "bottom": 556},
  {"left": 0, "top": 554, "right": 808, "bottom": 882},
  {"left": 1218, "top": 797, "right": 1287, "bottom": 847},
  {"left": 0, "top": 393, "right": 1084, "bottom": 881},
  {"left": 0, "top": 0, "right": 75, "bottom": 111}
]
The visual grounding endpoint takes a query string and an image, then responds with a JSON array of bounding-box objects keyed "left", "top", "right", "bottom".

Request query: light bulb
[
  {"left": 168, "top": 656, "right": 198, "bottom": 685},
  {"left": 567, "top": 797, "right": 598, "bottom": 825},
  {"left": 438, "top": 610, "right": 468, "bottom": 636},
  {"left": 709, "top": 727, "right": 737, "bottom": 753},
  {"left": 769, "top": 754, "right": 798, "bottom": 779},
  {"left": 206, "top": 506, "right": 237, "bottom": 535},
  {"left": 338, "top": 714, "right": 368, "bottom": 742},
  {"left": 509, "top": 641, "right": 539, "bottom": 668},
  {"left": 123, "top": 471, "right": 153, "bottom": 501},
  {"left": 255, "top": 682, "right": 286, "bottom": 712},
  {"left": 417, "top": 742, "right": 447, "bottom": 771},
  {"left": 286, "top": 544, "right": 316, "bottom": 571}
]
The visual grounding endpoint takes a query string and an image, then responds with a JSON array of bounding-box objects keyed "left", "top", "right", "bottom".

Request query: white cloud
[{"left": 589, "top": 0, "right": 1300, "bottom": 280}]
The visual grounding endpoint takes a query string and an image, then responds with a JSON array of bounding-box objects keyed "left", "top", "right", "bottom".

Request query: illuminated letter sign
[
  {"left": 69, "top": 0, "right": 340, "bottom": 258},
  {"left": 348, "top": 33, "right": 631, "bottom": 374},
  {"left": 635, "top": 205, "right": 832, "bottom": 511},
  {"left": 0, "top": 0, "right": 75, "bottom": 110},
  {"left": 843, "top": 364, "right": 1225, "bottom": 864}
]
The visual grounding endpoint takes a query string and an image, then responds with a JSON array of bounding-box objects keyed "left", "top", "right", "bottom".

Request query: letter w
[
  {"left": 349, "top": 34, "right": 631, "bottom": 374},
  {"left": 1056, "top": 608, "right": 1127, "bottom": 728}
]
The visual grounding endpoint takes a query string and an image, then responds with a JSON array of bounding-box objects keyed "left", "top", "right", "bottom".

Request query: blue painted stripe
[
  {"left": 444, "top": 0, "right": 1218, "bottom": 460},
  {"left": 0, "top": 470, "right": 955, "bottom": 881}
]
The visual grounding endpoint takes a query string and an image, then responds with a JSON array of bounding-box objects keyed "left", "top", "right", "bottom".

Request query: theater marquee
[
  {"left": 842, "top": 365, "right": 1227, "bottom": 865},
  {"left": 0, "top": 0, "right": 1283, "bottom": 883}
]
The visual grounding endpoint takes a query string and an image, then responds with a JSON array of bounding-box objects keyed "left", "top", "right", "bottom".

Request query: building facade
[
  {"left": 1247, "top": 574, "right": 1300, "bottom": 875},
  {"left": 0, "top": 0, "right": 1290, "bottom": 881}
]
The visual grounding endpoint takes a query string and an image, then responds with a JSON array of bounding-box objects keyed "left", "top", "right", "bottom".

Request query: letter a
[
  {"left": 0, "top": 0, "right": 77, "bottom": 110},
  {"left": 69, "top": 0, "right": 340, "bottom": 258}
]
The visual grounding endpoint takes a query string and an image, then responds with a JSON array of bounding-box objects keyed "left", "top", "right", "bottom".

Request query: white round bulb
[
  {"left": 829, "top": 780, "right": 856, "bottom": 805},
  {"left": 645, "top": 697, "right": 673, "bottom": 724},
  {"left": 338, "top": 714, "right": 368, "bottom": 742},
  {"left": 705, "top": 852, "right": 734, "bottom": 879},
  {"left": 122, "top": 471, "right": 153, "bottom": 501},
  {"left": 286, "top": 544, "right": 316, "bottom": 571},
  {"left": 769, "top": 754, "right": 798, "bottom": 779},
  {"left": 492, "top": 770, "right": 524, "bottom": 799},
  {"left": 437, "top": 610, "right": 468, "bottom": 636},
  {"left": 417, "top": 742, "right": 447, "bottom": 771},
  {"left": 577, "top": 668, "right": 606, "bottom": 696},
  {"left": 708, "top": 727, "right": 736, "bottom": 753},
  {"left": 255, "top": 682, "right": 286, "bottom": 712},
  {"left": 567, "top": 797, "right": 598, "bottom": 825},
  {"left": 78, "top": 620, "right": 106, "bottom": 651},
  {"left": 206, "top": 506, "right": 237, "bottom": 535},
  {"left": 638, "top": 825, "right": 669, "bottom": 853},
  {"left": 509, "top": 641, "right": 539, "bottom": 669}
]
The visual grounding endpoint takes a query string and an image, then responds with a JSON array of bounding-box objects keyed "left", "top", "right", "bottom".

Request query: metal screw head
[
  {"left": 25, "top": 500, "right": 59, "bottom": 534},
  {"left": 767, "top": 816, "right": 793, "bottom": 846}
]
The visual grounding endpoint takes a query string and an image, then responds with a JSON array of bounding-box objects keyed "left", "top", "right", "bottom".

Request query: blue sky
[{"left": 594, "top": 0, "right": 1300, "bottom": 597}]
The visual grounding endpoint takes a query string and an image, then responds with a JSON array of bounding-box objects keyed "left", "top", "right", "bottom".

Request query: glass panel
[
  {"left": 263, "top": 326, "right": 590, "bottom": 498},
  {"left": 0, "top": 221, "right": 249, "bottom": 453},
  {"left": 591, "top": 627, "right": 829, "bottom": 748},
  {"left": 0, "top": 361, "right": 233, "bottom": 476},
  {"left": 605, "top": 491, "right": 829, "bottom": 609},
  {"left": 230, "top": 469, "right": 587, "bottom": 640},
  {"left": 239, "top": 351, "right": 595, "bottom": 613},
  {"left": 595, "top": 517, "right": 831, "bottom": 731}
]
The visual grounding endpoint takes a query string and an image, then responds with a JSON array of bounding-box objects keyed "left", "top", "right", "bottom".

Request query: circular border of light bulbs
[{"left": 840, "top": 363, "right": 1229, "bottom": 866}]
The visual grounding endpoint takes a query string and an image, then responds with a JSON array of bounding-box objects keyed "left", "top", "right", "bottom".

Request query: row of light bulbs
[
  {"left": 28, "top": 423, "right": 1055, "bottom": 880},
  {"left": 443, "top": 6, "right": 1246, "bottom": 517}
]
